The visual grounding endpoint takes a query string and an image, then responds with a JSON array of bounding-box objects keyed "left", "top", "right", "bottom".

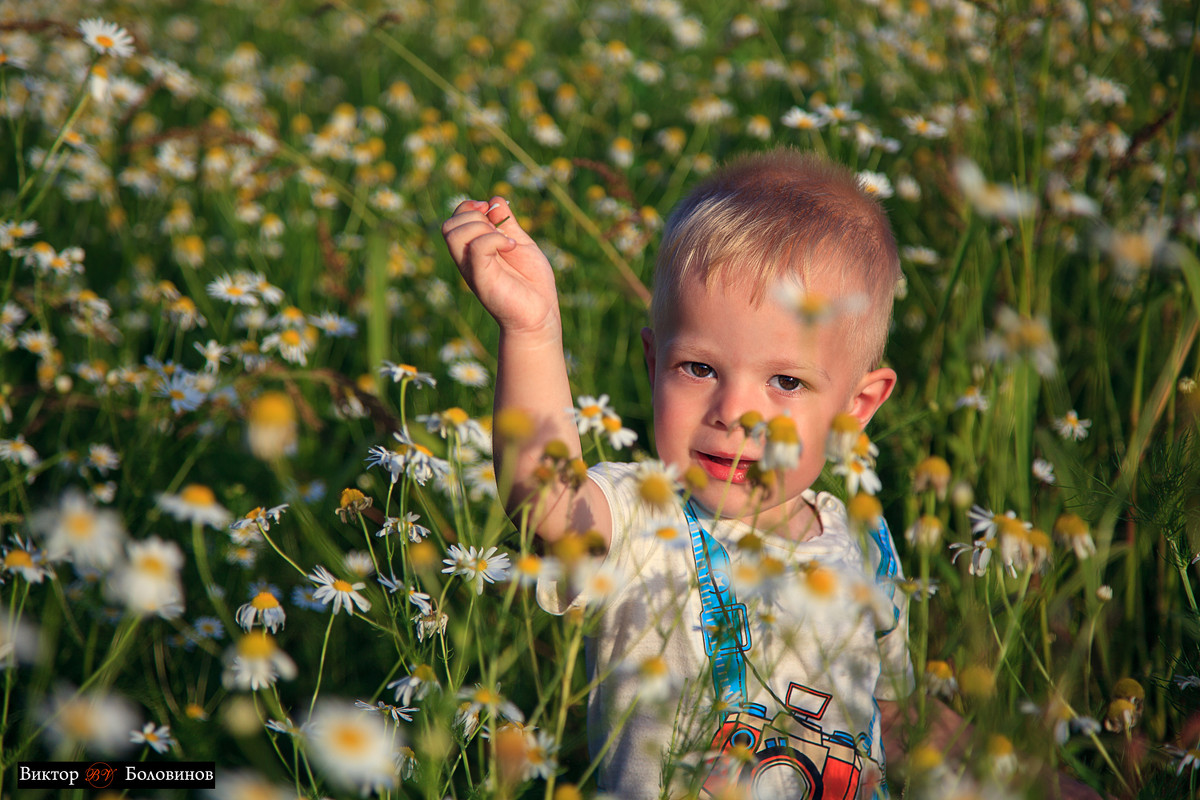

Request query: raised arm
[{"left": 441, "top": 197, "right": 612, "bottom": 546}]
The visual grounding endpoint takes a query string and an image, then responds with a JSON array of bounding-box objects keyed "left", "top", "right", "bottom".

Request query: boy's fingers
[
  {"left": 450, "top": 198, "right": 489, "bottom": 216},
  {"left": 451, "top": 229, "right": 517, "bottom": 273}
]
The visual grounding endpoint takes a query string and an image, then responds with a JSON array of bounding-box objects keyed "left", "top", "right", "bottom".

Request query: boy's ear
[
  {"left": 847, "top": 367, "right": 896, "bottom": 428},
  {"left": 640, "top": 327, "right": 656, "bottom": 391}
]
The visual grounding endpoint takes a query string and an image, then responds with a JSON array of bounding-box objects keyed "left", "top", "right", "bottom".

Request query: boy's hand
[{"left": 442, "top": 198, "right": 560, "bottom": 337}]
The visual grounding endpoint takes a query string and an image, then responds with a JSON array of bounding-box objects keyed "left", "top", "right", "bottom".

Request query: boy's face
[{"left": 642, "top": 271, "right": 895, "bottom": 539}]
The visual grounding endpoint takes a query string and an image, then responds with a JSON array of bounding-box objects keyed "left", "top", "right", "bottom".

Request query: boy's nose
[{"left": 706, "top": 381, "right": 760, "bottom": 431}]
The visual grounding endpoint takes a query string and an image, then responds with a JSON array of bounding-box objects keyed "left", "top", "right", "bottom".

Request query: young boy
[{"left": 443, "top": 149, "right": 910, "bottom": 799}]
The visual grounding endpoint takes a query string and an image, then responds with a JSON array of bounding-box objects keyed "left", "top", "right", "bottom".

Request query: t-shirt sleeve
[{"left": 535, "top": 461, "right": 637, "bottom": 615}]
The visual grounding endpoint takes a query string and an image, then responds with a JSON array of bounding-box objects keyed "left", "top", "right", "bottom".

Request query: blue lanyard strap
[{"left": 684, "top": 501, "right": 752, "bottom": 713}]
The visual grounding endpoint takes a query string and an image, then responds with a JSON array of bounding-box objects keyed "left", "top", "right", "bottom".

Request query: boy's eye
[
  {"left": 770, "top": 375, "right": 804, "bottom": 392},
  {"left": 684, "top": 362, "right": 714, "bottom": 378}
]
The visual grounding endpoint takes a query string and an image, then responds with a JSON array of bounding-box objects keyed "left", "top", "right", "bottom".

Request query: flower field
[{"left": 1, "top": 0, "right": 1199, "bottom": 798}]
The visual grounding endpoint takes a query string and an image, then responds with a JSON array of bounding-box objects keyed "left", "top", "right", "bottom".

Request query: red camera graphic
[{"left": 699, "top": 684, "right": 870, "bottom": 800}]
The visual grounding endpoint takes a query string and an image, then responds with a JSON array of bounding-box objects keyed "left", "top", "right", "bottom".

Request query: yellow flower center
[
  {"left": 280, "top": 329, "right": 302, "bottom": 347},
  {"left": 413, "top": 664, "right": 436, "bottom": 682},
  {"left": 804, "top": 565, "right": 837, "bottom": 597},
  {"left": 766, "top": 415, "right": 798, "bottom": 444},
  {"left": 988, "top": 734, "right": 1014, "bottom": 757},
  {"left": 444, "top": 407, "right": 469, "bottom": 426},
  {"left": 4, "top": 550, "right": 34, "bottom": 569},
  {"left": 517, "top": 554, "right": 541, "bottom": 575},
  {"left": 249, "top": 392, "right": 295, "bottom": 425},
  {"left": 830, "top": 417, "right": 859, "bottom": 434},
  {"left": 332, "top": 579, "right": 353, "bottom": 593},
  {"left": 640, "top": 656, "right": 668, "bottom": 678},
  {"left": 926, "top": 660, "right": 953, "bottom": 680},
  {"left": 638, "top": 474, "right": 672, "bottom": 507},
  {"left": 96, "top": 34, "right": 114, "bottom": 48},
  {"left": 62, "top": 702, "right": 96, "bottom": 738},
  {"left": 238, "top": 633, "right": 275, "bottom": 659},
  {"left": 65, "top": 511, "right": 96, "bottom": 540},
  {"left": 137, "top": 554, "right": 168, "bottom": 577},
  {"left": 251, "top": 591, "right": 280, "bottom": 609},
  {"left": 654, "top": 526, "right": 679, "bottom": 542},
  {"left": 180, "top": 484, "right": 216, "bottom": 506},
  {"left": 331, "top": 722, "right": 368, "bottom": 754}
]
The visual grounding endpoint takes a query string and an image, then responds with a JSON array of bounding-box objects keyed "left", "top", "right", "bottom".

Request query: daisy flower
[
  {"left": 157, "top": 484, "right": 232, "bottom": 529},
  {"left": 42, "top": 685, "right": 140, "bottom": 756},
  {"left": 781, "top": 107, "right": 827, "bottom": 130},
  {"left": 308, "top": 311, "right": 357, "bottom": 337},
  {"left": 30, "top": 489, "right": 126, "bottom": 568},
  {"left": 622, "top": 655, "right": 678, "bottom": 703},
  {"left": 442, "top": 545, "right": 512, "bottom": 595},
  {"left": 107, "top": 537, "right": 185, "bottom": 618},
  {"left": 1165, "top": 743, "right": 1200, "bottom": 775},
  {"left": 247, "top": 392, "right": 298, "bottom": 461},
  {"left": 2, "top": 535, "right": 52, "bottom": 583},
  {"left": 955, "top": 385, "right": 989, "bottom": 411},
  {"left": 221, "top": 633, "right": 298, "bottom": 691},
  {"left": 510, "top": 553, "right": 561, "bottom": 587},
  {"left": 308, "top": 565, "right": 371, "bottom": 616},
  {"left": 1053, "top": 410, "right": 1092, "bottom": 441},
  {"left": 156, "top": 372, "right": 206, "bottom": 414},
  {"left": 449, "top": 360, "right": 490, "bottom": 387},
  {"left": 949, "top": 537, "right": 995, "bottom": 577},
  {"left": 78, "top": 19, "right": 136, "bottom": 59},
  {"left": 192, "top": 616, "right": 224, "bottom": 639},
  {"left": 387, "top": 429, "right": 451, "bottom": 486},
  {"left": 905, "top": 515, "right": 945, "bottom": 551},
  {"left": 236, "top": 588, "right": 286, "bottom": 632},
  {"left": 418, "top": 407, "right": 487, "bottom": 445},
  {"left": 376, "top": 512, "right": 430, "bottom": 543},
  {"left": 761, "top": 415, "right": 802, "bottom": 472},
  {"left": 261, "top": 327, "right": 314, "bottom": 366},
  {"left": 130, "top": 722, "right": 174, "bottom": 754},
  {"left": 955, "top": 158, "right": 1038, "bottom": 219},
  {"left": 1, "top": 611, "right": 41, "bottom": 667},
  {"left": 600, "top": 414, "right": 638, "bottom": 450},
  {"left": 1173, "top": 675, "right": 1200, "bottom": 691},
  {"left": 229, "top": 504, "right": 289, "bottom": 538},
  {"left": 303, "top": 701, "right": 401, "bottom": 795},
  {"left": 832, "top": 457, "right": 881, "bottom": 495},
  {"left": 0, "top": 434, "right": 41, "bottom": 468},
  {"left": 412, "top": 609, "right": 448, "bottom": 641},
  {"left": 642, "top": 520, "right": 689, "bottom": 551},
  {"left": 389, "top": 663, "right": 441, "bottom": 705},
  {"left": 206, "top": 273, "right": 259, "bottom": 306},
  {"left": 924, "top": 660, "right": 957, "bottom": 698},
  {"left": 355, "top": 699, "right": 417, "bottom": 723},
  {"left": 380, "top": 361, "right": 436, "bottom": 387},
  {"left": 1032, "top": 458, "right": 1056, "bottom": 485},
  {"left": 458, "top": 684, "right": 524, "bottom": 725},
  {"left": 572, "top": 395, "right": 614, "bottom": 436},
  {"left": 634, "top": 460, "right": 680, "bottom": 509}
]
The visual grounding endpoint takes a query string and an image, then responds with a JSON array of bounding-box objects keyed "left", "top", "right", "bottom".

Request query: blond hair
[{"left": 650, "top": 148, "right": 901, "bottom": 374}]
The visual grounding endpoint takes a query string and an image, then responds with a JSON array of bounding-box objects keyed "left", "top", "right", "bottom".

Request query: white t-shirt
[{"left": 538, "top": 461, "right": 914, "bottom": 800}]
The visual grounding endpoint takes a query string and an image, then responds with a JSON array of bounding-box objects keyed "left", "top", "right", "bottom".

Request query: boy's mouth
[{"left": 695, "top": 451, "right": 755, "bottom": 485}]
